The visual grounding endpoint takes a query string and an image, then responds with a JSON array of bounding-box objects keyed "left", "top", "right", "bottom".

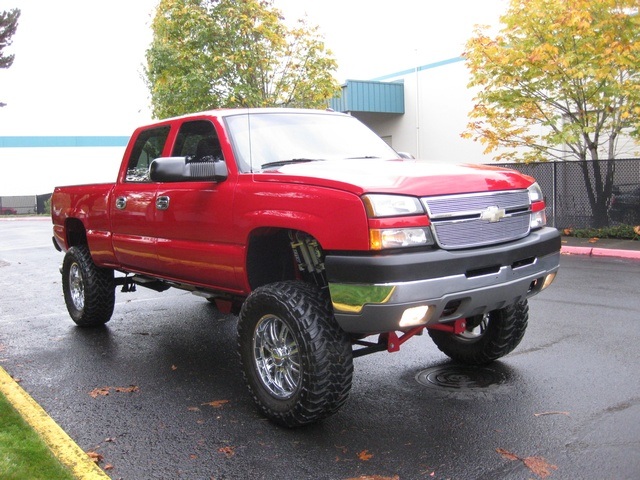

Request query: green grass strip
[
  {"left": 0, "top": 391, "right": 75, "bottom": 479},
  {"left": 0, "top": 366, "right": 110, "bottom": 479}
]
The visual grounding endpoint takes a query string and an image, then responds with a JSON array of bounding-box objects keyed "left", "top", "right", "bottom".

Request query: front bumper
[{"left": 325, "top": 227, "right": 561, "bottom": 334}]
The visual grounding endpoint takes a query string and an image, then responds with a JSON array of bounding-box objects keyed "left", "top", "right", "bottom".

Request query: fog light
[
  {"left": 400, "top": 305, "right": 434, "bottom": 327},
  {"left": 541, "top": 272, "right": 556, "bottom": 290},
  {"left": 530, "top": 211, "right": 547, "bottom": 229}
]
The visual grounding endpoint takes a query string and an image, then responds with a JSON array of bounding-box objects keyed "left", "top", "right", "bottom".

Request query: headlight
[
  {"left": 362, "top": 194, "right": 424, "bottom": 218},
  {"left": 527, "top": 182, "right": 544, "bottom": 203},
  {"left": 370, "top": 227, "right": 434, "bottom": 250},
  {"left": 528, "top": 182, "right": 547, "bottom": 229}
]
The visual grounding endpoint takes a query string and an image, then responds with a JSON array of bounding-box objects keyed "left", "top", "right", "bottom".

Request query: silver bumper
[{"left": 327, "top": 230, "right": 560, "bottom": 334}]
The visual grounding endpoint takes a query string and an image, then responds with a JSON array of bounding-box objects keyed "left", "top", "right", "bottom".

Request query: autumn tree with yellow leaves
[
  {"left": 145, "top": 0, "right": 340, "bottom": 119},
  {"left": 463, "top": 0, "right": 640, "bottom": 226}
]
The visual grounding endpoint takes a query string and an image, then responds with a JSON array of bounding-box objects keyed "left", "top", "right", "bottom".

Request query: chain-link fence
[{"left": 496, "top": 158, "right": 640, "bottom": 228}]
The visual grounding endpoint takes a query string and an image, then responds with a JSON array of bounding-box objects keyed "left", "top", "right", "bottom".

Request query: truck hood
[{"left": 254, "top": 158, "right": 535, "bottom": 196}]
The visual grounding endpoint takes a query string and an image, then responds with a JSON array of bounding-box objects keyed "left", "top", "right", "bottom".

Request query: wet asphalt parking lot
[{"left": 1, "top": 218, "right": 639, "bottom": 479}]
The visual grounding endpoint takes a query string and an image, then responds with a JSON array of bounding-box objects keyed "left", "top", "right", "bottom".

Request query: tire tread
[
  {"left": 62, "top": 245, "right": 115, "bottom": 327},
  {"left": 238, "top": 281, "right": 353, "bottom": 427}
]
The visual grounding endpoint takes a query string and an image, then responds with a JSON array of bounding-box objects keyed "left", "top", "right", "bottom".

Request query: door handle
[
  {"left": 156, "top": 196, "right": 170, "bottom": 210},
  {"left": 115, "top": 197, "right": 127, "bottom": 210}
]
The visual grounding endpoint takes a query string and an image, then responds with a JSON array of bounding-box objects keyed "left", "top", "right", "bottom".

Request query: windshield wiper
[
  {"left": 260, "top": 158, "right": 324, "bottom": 169},
  {"left": 346, "top": 155, "right": 381, "bottom": 159}
]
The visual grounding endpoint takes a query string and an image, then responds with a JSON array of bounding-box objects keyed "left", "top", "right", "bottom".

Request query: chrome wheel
[
  {"left": 238, "top": 281, "right": 353, "bottom": 426},
  {"left": 428, "top": 301, "right": 529, "bottom": 365},
  {"left": 61, "top": 246, "right": 115, "bottom": 326},
  {"left": 68, "top": 262, "right": 85, "bottom": 311},
  {"left": 253, "top": 314, "right": 301, "bottom": 399},
  {"left": 458, "top": 313, "right": 489, "bottom": 340}
]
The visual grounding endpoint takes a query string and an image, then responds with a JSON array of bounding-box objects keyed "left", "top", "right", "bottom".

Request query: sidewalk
[{"left": 560, "top": 236, "right": 640, "bottom": 260}]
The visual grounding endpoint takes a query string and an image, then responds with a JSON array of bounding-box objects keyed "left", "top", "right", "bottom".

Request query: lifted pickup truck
[{"left": 52, "top": 108, "right": 560, "bottom": 427}]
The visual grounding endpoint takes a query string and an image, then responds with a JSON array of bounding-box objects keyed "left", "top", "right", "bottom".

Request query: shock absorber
[{"left": 289, "top": 231, "right": 326, "bottom": 286}]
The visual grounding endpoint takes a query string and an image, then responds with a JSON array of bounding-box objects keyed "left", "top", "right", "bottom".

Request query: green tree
[
  {"left": 145, "top": 0, "right": 340, "bottom": 119},
  {"left": 0, "top": 8, "right": 20, "bottom": 107},
  {"left": 463, "top": 0, "right": 640, "bottom": 226}
]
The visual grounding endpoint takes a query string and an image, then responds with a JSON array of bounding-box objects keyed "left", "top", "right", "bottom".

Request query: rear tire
[
  {"left": 62, "top": 245, "right": 115, "bottom": 326},
  {"left": 428, "top": 300, "right": 529, "bottom": 365},
  {"left": 238, "top": 281, "right": 353, "bottom": 427}
]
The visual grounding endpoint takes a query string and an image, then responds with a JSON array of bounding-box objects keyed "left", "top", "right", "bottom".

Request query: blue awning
[{"left": 330, "top": 80, "right": 404, "bottom": 115}]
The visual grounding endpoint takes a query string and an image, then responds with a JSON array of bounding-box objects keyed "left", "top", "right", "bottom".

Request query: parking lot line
[{"left": 0, "top": 366, "right": 110, "bottom": 480}]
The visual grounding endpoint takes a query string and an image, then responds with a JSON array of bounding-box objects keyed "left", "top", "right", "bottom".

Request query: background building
[{"left": 331, "top": 56, "right": 485, "bottom": 164}]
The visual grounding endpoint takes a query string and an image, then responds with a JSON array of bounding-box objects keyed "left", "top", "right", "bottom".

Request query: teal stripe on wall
[
  {"left": 372, "top": 56, "right": 465, "bottom": 82},
  {"left": 0, "top": 136, "right": 130, "bottom": 148}
]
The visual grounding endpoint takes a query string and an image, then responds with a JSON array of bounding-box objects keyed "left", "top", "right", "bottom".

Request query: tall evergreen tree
[{"left": 0, "top": 8, "right": 20, "bottom": 107}]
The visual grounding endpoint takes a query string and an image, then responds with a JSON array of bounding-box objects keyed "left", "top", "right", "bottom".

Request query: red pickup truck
[{"left": 52, "top": 108, "right": 560, "bottom": 427}]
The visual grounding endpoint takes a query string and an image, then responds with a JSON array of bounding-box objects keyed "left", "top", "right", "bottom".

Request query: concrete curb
[
  {"left": 561, "top": 245, "right": 640, "bottom": 260},
  {"left": 0, "top": 366, "right": 110, "bottom": 479},
  {"left": 0, "top": 216, "right": 50, "bottom": 221}
]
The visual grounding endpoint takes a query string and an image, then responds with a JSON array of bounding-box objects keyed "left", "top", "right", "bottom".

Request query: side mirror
[{"left": 149, "top": 157, "right": 228, "bottom": 183}]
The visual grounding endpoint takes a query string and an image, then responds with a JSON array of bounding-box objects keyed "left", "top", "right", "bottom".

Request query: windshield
[{"left": 224, "top": 111, "right": 399, "bottom": 172}]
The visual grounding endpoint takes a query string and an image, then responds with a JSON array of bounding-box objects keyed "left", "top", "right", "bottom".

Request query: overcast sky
[{"left": 0, "top": 0, "right": 507, "bottom": 137}]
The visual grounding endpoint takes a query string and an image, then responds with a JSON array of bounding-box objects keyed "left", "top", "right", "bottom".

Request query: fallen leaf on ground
[
  {"left": 86, "top": 451, "right": 104, "bottom": 464},
  {"left": 187, "top": 406, "right": 200, "bottom": 412},
  {"left": 562, "top": 228, "right": 573, "bottom": 236},
  {"left": 171, "top": 365, "right": 178, "bottom": 371},
  {"left": 534, "top": 411, "right": 570, "bottom": 417},
  {"left": 218, "top": 446, "right": 235, "bottom": 458},
  {"left": 104, "top": 464, "right": 114, "bottom": 471},
  {"left": 202, "top": 399, "right": 229, "bottom": 408},
  {"left": 588, "top": 237, "right": 599, "bottom": 243},
  {"left": 357, "top": 450, "right": 374, "bottom": 461},
  {"left": 524, "top": 456, "right": 559, "bottom": 478},
  {"left": 89, "top": 385, "right": 139, "bottom": 397},
  {"left": 496, "top": 448, "right": 558, "bottom": 478},
  {"left": 344, "top": 476, "right": 399, "bottom": 480},
  {"left": 634, "top": 225, "right": 640, "bottom": 235},
  {"left": 89, "top": 387, "right": 111, "bottom": 398},
  {"left": 496, "top": 448, "right": 520, "bottom": 461},
  {"left": 115, "top": 385, "right": 139, "bottom": 393}
]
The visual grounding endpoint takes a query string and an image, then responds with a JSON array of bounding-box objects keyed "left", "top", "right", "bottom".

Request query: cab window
[
  {"left": 172, "top": 120, "right": 223, "bottom": 161},
  {"left": 125, "top": 126, "right": 171, "bottom": 182}
]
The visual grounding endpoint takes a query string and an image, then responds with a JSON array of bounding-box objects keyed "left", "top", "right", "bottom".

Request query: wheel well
[
  {"left": 65, "top": 218, "right": 87, "bottom": 247},
  {"left": 246, "top": 228, "right": 326, "bottom": 290}
]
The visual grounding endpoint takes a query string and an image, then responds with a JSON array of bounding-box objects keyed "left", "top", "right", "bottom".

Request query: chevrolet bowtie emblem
[{"left": 480, "top": 205, "right": 506, "bottom": 223}]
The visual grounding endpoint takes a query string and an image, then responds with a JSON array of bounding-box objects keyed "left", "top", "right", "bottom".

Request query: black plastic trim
[{"left": 325, "top": 227, "right": 561, "bottom": 284}]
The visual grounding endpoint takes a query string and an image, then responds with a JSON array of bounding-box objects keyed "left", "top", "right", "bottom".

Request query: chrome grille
[{"left": 422, "top": 190, "right": 531, "bottom": 249}]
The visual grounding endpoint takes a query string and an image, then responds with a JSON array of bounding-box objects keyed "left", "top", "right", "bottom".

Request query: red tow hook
[
  {"left": 425, "top": 318, "right": 467, "bottom": 335},
  {"left": 352, "top": 319, "right": 468, "bottom": 357},
  {"left": 383, "top": 319, "right": 467, "bottom": 353}
]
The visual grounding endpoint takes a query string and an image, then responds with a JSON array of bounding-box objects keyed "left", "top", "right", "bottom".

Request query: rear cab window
[{"left": 125, "top": 126, "right": 171, "bottom": 182}]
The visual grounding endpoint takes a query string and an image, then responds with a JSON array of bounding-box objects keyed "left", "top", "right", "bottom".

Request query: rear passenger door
[{"left": 110, "top": 125, "right": 171, "bottom": 274}]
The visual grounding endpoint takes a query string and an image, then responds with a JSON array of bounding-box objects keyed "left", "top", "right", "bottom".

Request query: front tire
[
  {"left": 428, "top": 300, "right": 529, "bottom": 365},
  {"left": 238, "top": 281, "right": 353, "bottom": 427},
  {"left": 62, "top": 245, "right": 115, "bottom": 326}
]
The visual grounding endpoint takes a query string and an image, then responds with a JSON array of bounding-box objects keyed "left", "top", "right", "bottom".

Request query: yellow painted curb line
[{"left": 0, "top": 365, "right": 110, "bottom": 479}]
